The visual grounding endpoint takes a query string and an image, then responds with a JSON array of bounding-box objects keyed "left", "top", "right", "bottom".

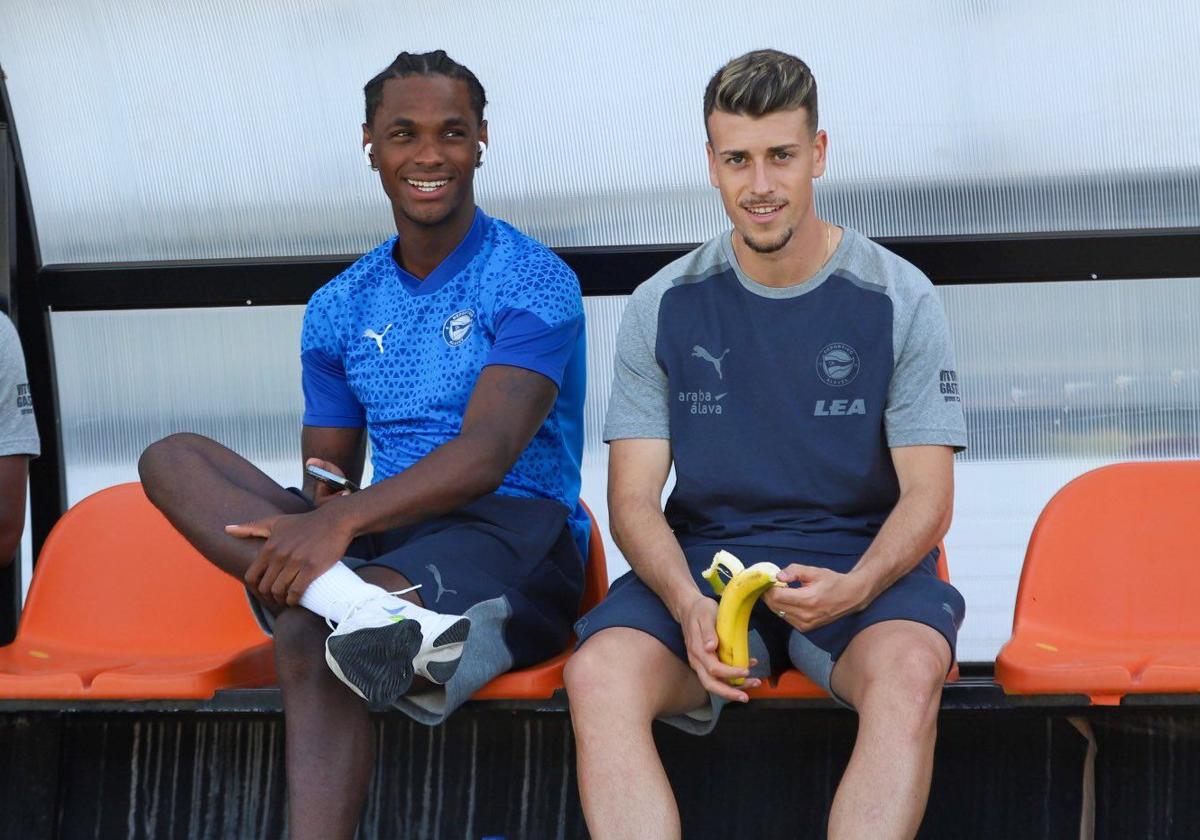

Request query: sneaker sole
[
  {"left": 415, "top": 617, "right": 472, "bottom": 685},
  {"left": 433, "top": 617, "right": 471, "bottom": 647},
  {"left": 326, "top": 619, "right": 422, "bottom": 706}
]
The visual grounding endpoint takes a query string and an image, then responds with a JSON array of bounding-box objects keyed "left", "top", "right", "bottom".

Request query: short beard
[{"left": 741, "top": 226, "right": 794, "bottom": 254}]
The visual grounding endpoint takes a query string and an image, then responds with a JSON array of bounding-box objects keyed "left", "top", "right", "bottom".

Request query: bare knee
[
  {"left": 857, "top": 643, "right": 947, "bottom": 736},
  {"left": 565, "top": 629, "right": 693, "bottom": 728},
  {"left": 273, "top": 608, "right": 331, "bottom": 689},
  {"left": 138, "top": 432, "right": 211, "bottom": 499},
  {"left": 565, "top": 641, "right": 617, "bottom": 707},
  {"left": 567, "top": 637, "right": 645, "bottom": 717}
]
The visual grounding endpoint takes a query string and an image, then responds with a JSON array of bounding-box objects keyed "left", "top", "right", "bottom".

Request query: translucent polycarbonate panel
[
  {"left": 50, "top": 296, "right": 627, "bottom": 495},
  {"left": 941, "top": 276, "right": 1200, "bottom": 660},
  {"left": 52, "top": 306, "right": 309, "bottom": 505},
  {"left": 4, "top": 0, "right": 1200, "bottom": 263},
  {"left": 578, "top": 296, "right": 630, "bottom": 581},
  {"left": 946, "top": 279, "right": 1200, "bottom": 463}
]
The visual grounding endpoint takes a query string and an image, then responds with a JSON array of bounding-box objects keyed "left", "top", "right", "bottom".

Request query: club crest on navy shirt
[{"left": 816, "top": 342, "right": 860, "bottom": 387}]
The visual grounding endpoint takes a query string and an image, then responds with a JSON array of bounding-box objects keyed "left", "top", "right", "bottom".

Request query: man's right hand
[
  {"left": 681, "top": 595, "right": 760, "bottom": 704},
  {"left": 304, "top": 457, "right": 351, "bottom": 507}
]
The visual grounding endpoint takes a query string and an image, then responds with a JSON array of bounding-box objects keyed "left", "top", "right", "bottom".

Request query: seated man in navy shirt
[
  {"left": 565, "top": 49, "right": 966, "bottom": 839},
  {"left": 140, "top": 51, "right": 587, "bottom": 838}
]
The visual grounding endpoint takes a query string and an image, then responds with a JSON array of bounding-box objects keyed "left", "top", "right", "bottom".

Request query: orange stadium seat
[
  {"left": 0, "top": 486, "right": 608, "bottom": 703},
  {"left": 0, "top": 482, "right": 275, "bottom": 699},
  {"left": 473, "top": 500, "right": 607, "bottom": 699},
  {"left": 748, "top": 542, "right": 959, "bottom": 700},
  {"left": 996, "top": 461, "right": 1200, "bottom": 705}
]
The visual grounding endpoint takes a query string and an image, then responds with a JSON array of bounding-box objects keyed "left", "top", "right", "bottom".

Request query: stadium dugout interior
[{"left": 3, "top": 2, "right": 1200, "bottom": 837}]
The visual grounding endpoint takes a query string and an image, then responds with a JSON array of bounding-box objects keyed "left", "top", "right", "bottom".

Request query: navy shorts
[
  {"left": 575, "top": 542, "right": 964, "bottom": 727},
  {"left": 250, "top": 491, "right": 586, "bottom": 723}
]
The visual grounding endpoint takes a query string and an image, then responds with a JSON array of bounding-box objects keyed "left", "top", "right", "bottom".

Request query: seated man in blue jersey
[
  {"left": 139, "top": 50, "right": 587, "bottom": 838},
  {"left": 564, "top": 50, "right": 966, "bottom": 839}
]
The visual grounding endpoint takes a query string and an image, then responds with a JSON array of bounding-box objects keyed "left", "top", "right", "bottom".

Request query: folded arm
[{"left": 233, "top": 365, "right": 557, "bottom": 604}]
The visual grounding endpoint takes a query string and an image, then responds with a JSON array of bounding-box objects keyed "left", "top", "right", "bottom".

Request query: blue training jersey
[{"left": 300, "top": 208, "right": 589, "bottom": 558}]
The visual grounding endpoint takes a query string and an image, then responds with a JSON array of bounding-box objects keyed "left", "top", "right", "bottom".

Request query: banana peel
[{"left": 702, "top": 550, "right": 785, "bottom": 685}]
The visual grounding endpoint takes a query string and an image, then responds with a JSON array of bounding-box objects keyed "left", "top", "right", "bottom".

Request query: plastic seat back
[
  {"left": 1010, "top": 461, "right": 1200, "bottom": 644},
  {"left": 471, "top": 499, "right": 606, "bottom": 700},
  {"left": 0, "top": 482, "right": 274, "bottom": 698},
  {"left": 577, "top": 500, "right": 608, "bottom": 614},
  {"left": 18, "top": 482, "right": 266, "bottom": 655}
]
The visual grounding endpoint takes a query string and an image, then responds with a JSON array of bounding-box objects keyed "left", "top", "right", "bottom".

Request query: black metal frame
[
  {"left": 2, "top": 76, "right": 64, "bottom": 643},
  {"left": 36, "top": 226, "right": 1200, "bottom": 312}
]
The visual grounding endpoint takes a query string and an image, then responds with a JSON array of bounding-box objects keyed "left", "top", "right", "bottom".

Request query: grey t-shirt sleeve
[
  {"left": 0, "top": 315, "right": 40, "bottom": 457},
  {"left": 603, "top": 280, "right": 671, "bottom": 441},
  {"left": 885, "top": 290, "right": 967, "bottom": 450}
]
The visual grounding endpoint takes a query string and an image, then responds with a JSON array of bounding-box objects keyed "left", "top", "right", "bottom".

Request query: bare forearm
[
  {"left": 848, "top": 484, "right": 952, "bottom": 604},
  {"left": 611, "top": 500, "right": 701, "bottom": 623}
]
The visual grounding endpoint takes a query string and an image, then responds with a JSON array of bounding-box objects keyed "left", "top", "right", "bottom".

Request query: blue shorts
[
  {"left": 251, "top": 491, "right": 585, "bottom": 723},
  {"left": 574, "top": 542, "right": 964, "bottom": 729}
]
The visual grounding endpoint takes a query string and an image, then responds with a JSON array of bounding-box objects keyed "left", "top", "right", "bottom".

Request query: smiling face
[
  {"left": 363, "top": 74, "right": 487, "bottom": 230},
  {"left": 705, "top": 106, "right": 827, "bottom": 254}
]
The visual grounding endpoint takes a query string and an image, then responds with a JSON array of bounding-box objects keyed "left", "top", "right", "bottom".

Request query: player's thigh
[{"left": 141, "top": 431, "right": 308, "bottom": 514}]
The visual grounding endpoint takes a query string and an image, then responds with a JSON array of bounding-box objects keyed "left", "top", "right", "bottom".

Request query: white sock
[{"left": 299, "top": 562, "right": 388, "bottom": 623}]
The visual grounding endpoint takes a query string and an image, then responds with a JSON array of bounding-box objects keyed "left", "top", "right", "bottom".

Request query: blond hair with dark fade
[{"left": 703, "top": 49, "right": 818, "bottom": 136}]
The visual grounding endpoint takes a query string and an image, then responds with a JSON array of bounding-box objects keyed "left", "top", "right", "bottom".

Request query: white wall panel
[{"left": 3, "top": 0, "right": 1199, "bottom": 263}]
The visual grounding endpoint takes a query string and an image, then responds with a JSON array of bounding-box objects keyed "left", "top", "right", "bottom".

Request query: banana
[
  {"left": 700, "top": 549, "right": 744, "bottom": 596},
  {"left": 702, "top": 550, "right": 784, "bottom": 685}
]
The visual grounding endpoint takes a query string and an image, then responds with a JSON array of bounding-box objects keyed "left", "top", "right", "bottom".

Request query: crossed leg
[
  {"left": 826, "top": 619, "right": 951, "bottom": 840},
  {"left": 564, "top": 627, "right": 709, "bottom": 840},
  {"left": 138, "top": 433, "right": 421, "bottom": 839}
]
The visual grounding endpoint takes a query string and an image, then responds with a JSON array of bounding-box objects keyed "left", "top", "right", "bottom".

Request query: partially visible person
[{"left": 0, "top": 312, "right": 39, "bottom": 567}]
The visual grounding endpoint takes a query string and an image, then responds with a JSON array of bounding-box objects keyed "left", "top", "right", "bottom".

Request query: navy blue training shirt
[{"left": 603, "top": 228, "right": 966, "bottom": 555}]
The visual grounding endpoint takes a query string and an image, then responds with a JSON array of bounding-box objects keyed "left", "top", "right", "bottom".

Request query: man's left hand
[
  {"left": 761, "top": 565, "right": 872, "bottom": 632},
  {"left": 227, "top": 506, "right": 354, "bottom": 611}
]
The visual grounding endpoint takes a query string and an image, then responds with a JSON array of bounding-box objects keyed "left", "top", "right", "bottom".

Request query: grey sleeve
[
  {"left": 885, "top": 291, "right": 967, "bottom": 450},
  {"left": 602, "top": 282, "right": 670, "bottom": 441},
  {"left": 0, "top": 317, "right": 39, "bottom": 457}
]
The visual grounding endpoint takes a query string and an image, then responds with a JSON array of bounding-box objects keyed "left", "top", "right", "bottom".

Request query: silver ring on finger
[{"left": 776, "top": 608, "right": 787, "bottom": 619}]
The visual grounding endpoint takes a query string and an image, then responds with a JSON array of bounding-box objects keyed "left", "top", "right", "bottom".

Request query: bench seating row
[{"left": 2, "top": 460, "right": 1197, "bottom": 704}]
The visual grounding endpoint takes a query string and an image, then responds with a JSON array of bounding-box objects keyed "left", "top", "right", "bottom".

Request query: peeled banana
[{"left": 702, "top": 550, "right": 784, "bottom": 685}]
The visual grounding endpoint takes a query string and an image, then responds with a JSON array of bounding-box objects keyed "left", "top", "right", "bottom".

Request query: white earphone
[
  {"left": 477, "top": 141, "right": 487, "bottom": 166},
  {"left": 363, "top": 142, "right": 376, "bottom": 170}
]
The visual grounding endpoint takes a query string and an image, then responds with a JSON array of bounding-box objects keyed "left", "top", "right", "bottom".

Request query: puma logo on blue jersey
[{"left": 363, "top": 324, "right": 393, "bottom": 353}]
